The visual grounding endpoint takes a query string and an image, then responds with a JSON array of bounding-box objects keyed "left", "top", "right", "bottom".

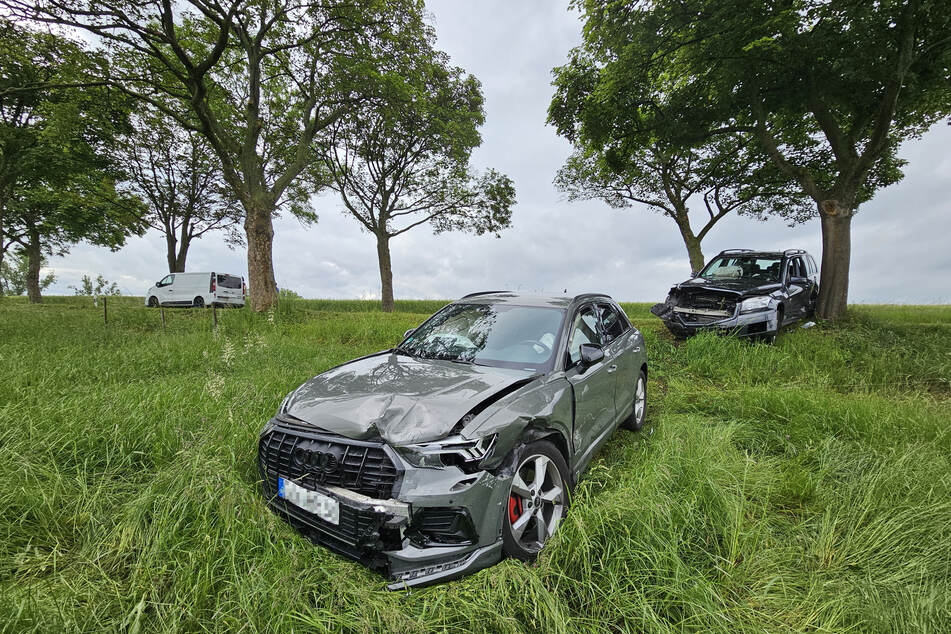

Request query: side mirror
[
  {"left": 402, "top": 328, "right": 415, "bottom": 340},
  {"left": 789, "top": 276, "right": 809, "bottom": 287},
  {"left": 578, "top": 343, "right": 604, "bottom": 372},
  {"left": 690, "top": 270, "right": 699, "bottom": 278}
]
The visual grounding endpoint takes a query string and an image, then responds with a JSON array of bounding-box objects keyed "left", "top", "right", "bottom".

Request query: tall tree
[
  {"left": 0, "top": 20, "right": 144, "bottom": 302},
  {"left": 554, "top": 136, "right": 811, "bottom": 274},
  {"left": 551, "top": 0, "right": 951, "bottom": 320},
  {"left": 120, "top": 106, "right": 241, "bottom": 273},
  {"left": 5, "top": 0, "right": 433, "bottom": 311},
  {"left": 320, "top": 50, "right": 515, "bottom": 312}
]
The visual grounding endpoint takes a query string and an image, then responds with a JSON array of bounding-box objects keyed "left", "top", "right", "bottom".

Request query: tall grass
[{"left": 0, "top": 296, "right": 949, "bottom": 632}]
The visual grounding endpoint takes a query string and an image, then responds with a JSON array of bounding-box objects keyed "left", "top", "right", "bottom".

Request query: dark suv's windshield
[
  {"left": 399, "top": 303, "right": 565, "bottom": 371},
  {"left": 699, "top": 256, "right": 783, "bottom": 282}
]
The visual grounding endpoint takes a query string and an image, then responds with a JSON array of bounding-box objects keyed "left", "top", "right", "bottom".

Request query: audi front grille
[{"left": 258, "top": 426, "right": 400, "bottom": 500}]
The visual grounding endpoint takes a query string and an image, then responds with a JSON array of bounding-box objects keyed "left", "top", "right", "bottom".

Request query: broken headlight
[
  {"left": 739, "top": 296, "right": 771, "bottom": 313},
  {"left": 396, "top": 434, "right": 497, "bottom": 469}
]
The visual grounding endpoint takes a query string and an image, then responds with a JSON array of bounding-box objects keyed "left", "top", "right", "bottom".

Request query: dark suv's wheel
[
  {"left": 620, "top": 369, "right": 647, "bottom": 431},
  {"left": 147, "top": 296, "right": 159, "bottom": 308},
  {"left": 193, "top": 296, "right": 205, "bottom": 308},
  {"left": 501, "top": 440, "right": 569, "bottom": 561}
]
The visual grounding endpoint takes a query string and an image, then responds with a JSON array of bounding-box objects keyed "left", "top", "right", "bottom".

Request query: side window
[
  {"left": 567, "top": 305, "right": 602, "bottom": 366},
  {"left": 158, "top": 274, "right": 173, "bottom": 287},
  {"left": 598, "top": 303, "right": 627, "bottom": 342},
  {"left": 807, "top": 255, "right": 817, "bottom": 274}
]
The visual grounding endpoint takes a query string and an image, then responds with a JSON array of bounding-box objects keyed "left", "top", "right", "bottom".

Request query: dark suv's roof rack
[
  {"left": 783, "top": 248, "right": 807, "bottom": 256},
  {"left": 719, "top": 248, "right": 755, "bottom": 254},
  {"left": 459, "top": 290, "right": 511, "bottom": 299}
]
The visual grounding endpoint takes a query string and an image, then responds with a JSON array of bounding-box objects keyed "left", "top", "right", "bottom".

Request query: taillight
[
  {"left": 210, "top": 276, "right": 216, "bottom": 293},
  {"left": 242, "top": 279, "right": 246, "bottom": 298}
]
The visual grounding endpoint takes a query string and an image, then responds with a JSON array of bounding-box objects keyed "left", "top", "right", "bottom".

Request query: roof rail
[
  {"left": 719, "top": 248, "right": 754, "bottom": 254},
  {"left": 783, "top": 248, "right": 807, "bottom": 256},
  {"left": 573, "top": 292, "right": 612, "bottom": 302},
  {"left": 459, "top": 290, "right": 511, "bottom": 299}
]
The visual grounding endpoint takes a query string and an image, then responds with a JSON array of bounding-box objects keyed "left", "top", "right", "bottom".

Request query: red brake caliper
[{"left": 508, "top": 494, "right": 523, "bottom": 524}]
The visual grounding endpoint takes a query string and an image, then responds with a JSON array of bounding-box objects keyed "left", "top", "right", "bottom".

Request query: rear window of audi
[{"left": 217, "top": 274, "right": 242, "bottom": 289}]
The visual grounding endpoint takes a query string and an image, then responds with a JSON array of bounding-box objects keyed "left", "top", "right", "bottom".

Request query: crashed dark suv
[
  {"left": 651, "top": 249, "right": 819, "bottom": 340},
  {"left": 258, "top": 292, "right": 648, "bottom": 588}
]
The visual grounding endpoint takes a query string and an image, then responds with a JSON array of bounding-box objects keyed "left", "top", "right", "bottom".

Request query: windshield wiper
[{"left": 392, "top": 346, "right": 417, "bottom": 359}]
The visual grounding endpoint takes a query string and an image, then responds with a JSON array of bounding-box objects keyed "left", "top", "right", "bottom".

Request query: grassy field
[{"left": 1, "top": 296, "right": 949, "bottom": 633}]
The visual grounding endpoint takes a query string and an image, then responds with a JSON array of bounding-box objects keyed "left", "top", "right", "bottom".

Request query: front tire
[
  {"left": 147, "top": 296, "right": 159, "bottom": 308},
  {"left": 193, "top": 296, "right": 205, "bottom": 309},
  {"left": 501, "top": 440, "right": 569, "bottom": 562},
  {"left": 621, "top": 369, "right": 647, "bottom": 431}
]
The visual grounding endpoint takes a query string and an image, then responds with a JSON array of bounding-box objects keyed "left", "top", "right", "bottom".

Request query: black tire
[
  {"left": 500, "top": 440, "right": 570, "bottom": 562},
  {"left": 621, "top": 369, "right": 647, "bottom": 431},
  {"left": 147, "top": 296, "right": 159, "bottom": 308},
  {"left": 193, "top": 296, "right": 205, "bottom": 309}
]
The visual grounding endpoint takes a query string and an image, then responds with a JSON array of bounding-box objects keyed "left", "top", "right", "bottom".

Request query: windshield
[
  {"left": 399, "top": 303, "right": 565, "bottom": 371},
  {"left": 699, "top": 256, "right": 783, "bottom": 282}
]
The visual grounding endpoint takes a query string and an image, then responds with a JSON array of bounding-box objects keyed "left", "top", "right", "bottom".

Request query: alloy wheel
[
  {"left": 634, "top": 375, "right": 646, "bottom": 426},
  {"left": 507, "top": 453, "right": 565, "bottom": 552}
]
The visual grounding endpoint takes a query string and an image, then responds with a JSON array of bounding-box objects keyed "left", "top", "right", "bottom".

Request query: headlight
[
  {"left": 396, "top": 434, "right": 497, "bottom": 469},
  {"left": 739, "top": 296, "right": 771, "bottom": 313}
]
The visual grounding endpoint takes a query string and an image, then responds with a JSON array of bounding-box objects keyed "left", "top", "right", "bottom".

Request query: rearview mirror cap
[
  {"left": 402, "top": 328, "right": 415, "bottom": 340},
  {"left": 578, "top": 343, "right": 605, "bottom": 371}
]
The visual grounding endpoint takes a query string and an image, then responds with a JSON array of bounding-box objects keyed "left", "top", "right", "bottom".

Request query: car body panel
[{"left": 284, "top": 351, "right": 540, "bottom": 445}]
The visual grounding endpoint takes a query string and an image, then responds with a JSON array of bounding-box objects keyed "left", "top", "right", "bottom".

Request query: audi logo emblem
[{"left": 291, "top": 442, "right": 342, "bottom": 474}]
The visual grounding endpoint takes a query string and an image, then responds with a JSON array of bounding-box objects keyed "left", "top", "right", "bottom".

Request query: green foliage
[
  {"left": 321, "top": 32, "right": 516, "bottom": 240},
  {"left": 0, "top": 297, "right": 948, "bottom": 631},
  {"left": 69, "top": 274, "right": 120, "bottom": 297},
  {"left": 0, "top": 250, "right": 53, "bottom": 295},
  {"left": 278, "top": 288, "right": 302, "bottom": 300},
  {"left": 0, "top": 19, "right": 145, "bottom": 276}
]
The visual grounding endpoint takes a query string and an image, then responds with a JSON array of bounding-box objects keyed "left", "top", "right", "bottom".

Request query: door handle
[{"left": 607, "top": 364, "right": 617, "bottom": 373}]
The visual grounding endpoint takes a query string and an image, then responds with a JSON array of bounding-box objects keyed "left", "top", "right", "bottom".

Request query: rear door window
[
  {"left": 217, "top": 274, "right": 242, "bottom": 289},
  {"left": 598, "top": 303, "right": 627, "bottom": 342}
]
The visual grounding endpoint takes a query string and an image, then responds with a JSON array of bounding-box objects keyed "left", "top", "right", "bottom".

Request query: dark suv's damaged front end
[{"left": 650, "top": 281, "right": 781, "bottom": 339}]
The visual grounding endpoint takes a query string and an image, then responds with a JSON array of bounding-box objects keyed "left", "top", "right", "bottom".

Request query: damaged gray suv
[{"left": 258, "top": 292, "right": 648, "bottom": 588}]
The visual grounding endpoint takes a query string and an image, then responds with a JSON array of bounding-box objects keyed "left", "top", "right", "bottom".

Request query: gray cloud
[{"left": 45, "top": 0, "right": 951, "bottom": 304}]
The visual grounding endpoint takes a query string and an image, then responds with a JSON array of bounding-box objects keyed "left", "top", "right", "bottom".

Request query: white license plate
[{"left": 278, "top": 477, "right": 339, "bottom": 525}]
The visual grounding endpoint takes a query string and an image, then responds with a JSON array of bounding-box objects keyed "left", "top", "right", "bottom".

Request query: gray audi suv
[{"left": 258, "top": 292, "right": 648, "bottom": 588}]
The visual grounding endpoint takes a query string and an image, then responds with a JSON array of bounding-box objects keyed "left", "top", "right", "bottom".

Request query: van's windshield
[{"left": 217, "top": 274, "right": 242, "bottom": 289}]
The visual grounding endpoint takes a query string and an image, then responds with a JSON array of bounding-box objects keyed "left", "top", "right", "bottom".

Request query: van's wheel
[
  {"left": 621, "top": 369, "right": 647, "bottom": 431},
  {"left": 147, "top": 296, "right": 159, "bottom": 308},
  {"left": 501, "top": 440, "right": 569, "bottom": 562},
  {"left": 193, "top": 296, "right": 205, "bottom": 309}
]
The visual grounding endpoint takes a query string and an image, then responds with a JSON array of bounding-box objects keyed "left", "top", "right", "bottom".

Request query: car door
[
  {"left": 156, "top": 274, "right": 174, "bottom": 304},
  {"left": 598, "top": 302, "right": 637, "bottom": 422},
  {"left": 565, "top": 304, "right": 616, "bottom": 461},
  {"left": 784, "top": 258, "right": 809, "bottom": 319}
]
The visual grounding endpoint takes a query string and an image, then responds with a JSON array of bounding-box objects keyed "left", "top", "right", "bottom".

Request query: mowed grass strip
[{"left": 0, "top": 296, "right": 949, "bottom": 633}]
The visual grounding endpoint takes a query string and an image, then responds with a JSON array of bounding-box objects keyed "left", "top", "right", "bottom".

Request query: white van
[{"left": 144, "top": 272, "right": 245, "bottom": 308}]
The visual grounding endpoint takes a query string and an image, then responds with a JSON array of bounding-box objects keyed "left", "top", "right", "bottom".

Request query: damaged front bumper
[
  {"left": 650, "top": 300, "right": 779, "bottom": 339},
  {"left": 259, "top": 421, "right": 511, "bottom": 589}
]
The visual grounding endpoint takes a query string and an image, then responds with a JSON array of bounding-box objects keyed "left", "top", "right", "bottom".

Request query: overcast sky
[{"left": 46, "top": 0, "right": 951, "bottom": 303}]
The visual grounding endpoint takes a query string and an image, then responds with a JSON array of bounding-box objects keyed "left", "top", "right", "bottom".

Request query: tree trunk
[
  {"left": 173, "top": 234, "right": 190, "bottom": 273},
  {"left": 673, "top": 214, "right": 706, "bottom": 274},
  {"left": 816, "top": 200, "right": 853, "bottom": 321},
  {"left": 165, "top": 233, "right": 178, "bottom": 273},
  {"left": 682, "top": 234, "right": 705, "bottom": 276},
  {"left": 376, "top": 233, "right": 394, "bottom": 313},
  {"left": 244, "top": 203, "right": 278, "bottom": 312},
  {"left": 25, "top": 227, "right": 42, "bottom": 304}
]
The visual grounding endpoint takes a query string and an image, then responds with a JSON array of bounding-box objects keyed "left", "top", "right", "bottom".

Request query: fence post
[
  {"left": 213, "top": 304, "right": 218, "bottom": 330},
  {"left": 161, "top": 306, "right": 166, "bottom": 332},
  {"left": 103, "top": 296, "right": 108, "bottom": 325}
]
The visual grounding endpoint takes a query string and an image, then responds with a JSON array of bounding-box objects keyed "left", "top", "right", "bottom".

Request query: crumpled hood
[
  {"left": 674, "top": 277, "right": 781, "bottom": 297},
  {"left": 284, "top": 352, "right": 538, "bottom": 445}
]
